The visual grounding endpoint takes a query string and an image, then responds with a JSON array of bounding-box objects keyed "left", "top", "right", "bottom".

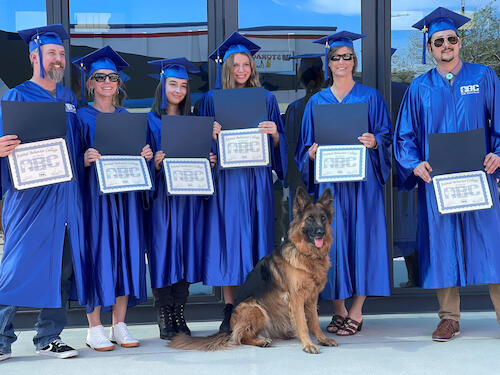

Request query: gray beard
[{"left": 46, "top": 68, "right": 65, "bottom": 83}]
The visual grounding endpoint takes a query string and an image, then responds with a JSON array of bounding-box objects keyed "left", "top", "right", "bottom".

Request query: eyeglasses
[
  {"left": 330, "top": 53, "right": 355, "bottom": 62},
  {"left": 91, "top": 73, "right": 120, "bottom": 82},
  {"left": 431, "top": 36, "right": 459, "bottom": 48}
]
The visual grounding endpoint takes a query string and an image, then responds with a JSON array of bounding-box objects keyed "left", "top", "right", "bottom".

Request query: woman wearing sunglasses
[
  {"left": 145, "top": 58, "right": 216, "bottom": 340},
  {"left": 75, "top": 46, "right": 153, "bottom": 351},
  {"left": 296, "top": 31, "right": 392, "bottom": 336}
]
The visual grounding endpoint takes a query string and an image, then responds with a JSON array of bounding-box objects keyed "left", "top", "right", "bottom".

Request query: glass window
[
  {"left": 390, "top": 0, "right": 499, "bottom": 289},
  {"left": 0, "top": 0, "right": 47, "bottom": 96},
  {"left": 69, "top": 0, "right": 208, "bottom": 111}
]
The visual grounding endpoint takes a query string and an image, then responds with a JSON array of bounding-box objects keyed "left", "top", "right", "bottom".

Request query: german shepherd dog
[{"left": 169, "top": 187, "right": 337, "bottom": 354}]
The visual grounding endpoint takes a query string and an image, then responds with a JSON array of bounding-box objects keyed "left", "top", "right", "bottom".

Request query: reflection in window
[{"left": 69, "top": 0, "right": 208, "bottom": 110}]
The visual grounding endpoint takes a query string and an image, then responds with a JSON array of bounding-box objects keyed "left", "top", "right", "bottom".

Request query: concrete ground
[{"left": 1, "top": 312, "right": 499, "bottom": 375}]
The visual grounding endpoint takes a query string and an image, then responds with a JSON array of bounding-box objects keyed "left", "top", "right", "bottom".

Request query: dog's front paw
[
  {"left": 257, "top": 338, "right": 272, "bottom": 347},
  {"left": 302, "top": 343, "right": 320, "bottom": 354},
  {"left": 318, "top": 337, "right": 338, "bottom": 347}
]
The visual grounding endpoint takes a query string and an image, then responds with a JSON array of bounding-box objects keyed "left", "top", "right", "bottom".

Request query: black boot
[
  {"left": 219, "top": 303, "right": 233, "bottom": 333},
  {"left": 173, "top": 304, "right": 191, "bottom": 336},
  {"left": 157, "top": 305, "right": 176, "bottom": 340}
]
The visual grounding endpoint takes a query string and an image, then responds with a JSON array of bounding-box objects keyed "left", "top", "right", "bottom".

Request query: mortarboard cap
[
  {"left": 118, "top": 71, "right": 131, "bottom": 83},
  {"left": 391, "top": 48, "right": 397, "bottom": 56},
  {"left": 18, "top": 24, "right": 70, "bottom": 79},
  {"left": 313, "top": 30, "right": 366, "bottom": 80},
  {"left": 148, "top": 57, "right": 200, "bottom": 110},
  {"left": 412, "top": 7, "right": 470, "bottom": 64},
  {"left": 208, "top": 32, "right": 261, "bottom": 89},
  {"left": 72, "top": 46, "right": 129, "bottom": 106}
]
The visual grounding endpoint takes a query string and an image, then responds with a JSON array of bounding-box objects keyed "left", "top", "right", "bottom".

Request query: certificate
[
  {"left": 433, "top": 171, "right": 493, "bottom": 214},
  {"left": 8, "top": 138, "right": 73, "bottom": 190},
  {"left": 163, "top": 158, "right": 214, "bottom": 195},
  {"left": 95, "top": 155, "right": 152, "bottom": 194},
  {"left": 315, "top": 145, "right": 366, "bottom": 183},
  {"left": 218, "top": 128, "right": 270, "bottom": 168}
]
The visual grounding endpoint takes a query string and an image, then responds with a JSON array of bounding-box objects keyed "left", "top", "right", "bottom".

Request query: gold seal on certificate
[
  {"left": 8, "top": 138, "right": 73, "bottom": 190},
  {"left": 95, "top": 155, "right": 152, "bottom": 194},
  {"left": 315, "top": 145, "right": 366, "bottom": 183},
  {"left": 218, "top": 128, "right": 270, "bottom": 168},
  {"left": 433, "top": 171, "right": 493, "bottom": 214}
]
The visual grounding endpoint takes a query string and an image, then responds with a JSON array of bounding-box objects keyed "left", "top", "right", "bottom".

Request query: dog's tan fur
[{"left": 169, "top": 187, "right": 336, "bottom": 354}]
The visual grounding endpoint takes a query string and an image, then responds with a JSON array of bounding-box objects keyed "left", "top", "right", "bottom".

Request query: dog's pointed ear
[
  {"left": 293, "top": 187, "right": 312, "bottom": 217},
  {"left": 317, "top": 188, "right": 333, "bottom": 219}
]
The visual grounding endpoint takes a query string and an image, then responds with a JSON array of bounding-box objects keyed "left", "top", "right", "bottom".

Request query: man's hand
[
  {"left": 0, "top": 135, "right": 21, "bottom": 157},
  {"left": 484, "top": 153, "right": 500, "bottom": 174},
  {"left": 84, "top": 148, "right": 101, "bottom": 167},
  {"left": 413, "top": 161, "right": 433, "bottom": 183}
]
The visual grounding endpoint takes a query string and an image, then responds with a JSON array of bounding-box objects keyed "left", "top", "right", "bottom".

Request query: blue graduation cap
[
  {"left": 313, "top": 30, "right": 366, "bottom": 80},
  {"left": 18, "top": 24, "right": 70, "bottom": 79},
  {"left": 391, "top": 48, "right": 397, "bottom": 56},
  {"left": 208, "top": 32, "right": 261, "bottom": 89},
  {"left": 412, "top": 7, "right": 470, "bottom": 64},
  {"left": 290, "top": 53, "right": 323, "bottom": 74},
  {"left": 72, "top": 46, "right": 129, "bottom": 105},
  {"left": 118, "top": 71, "right": 131, "bottom": 83},
  {"left": 148, "top": 57, "right": 200, "bottom": 110}
]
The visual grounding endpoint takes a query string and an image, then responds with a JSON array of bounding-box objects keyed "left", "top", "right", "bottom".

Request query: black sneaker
[
  {"left": 0, "top": 352, "right": 11, "bottom": 362},
  {"left": 219, "top": 303, "right": 233, "bottom": 333},
  {"left": 37, "top": 339, "right": 78, "bottom": 359}
]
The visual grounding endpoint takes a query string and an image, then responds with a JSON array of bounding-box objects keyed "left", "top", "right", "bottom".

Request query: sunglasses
[
  {"left": 330, "top": 53, "right": 355, "bottom": 62},
  {"left": 91, "top": 73, "right": 120, "bottom": 82},
  {"left": 431, "top": 36, "right": 459, "bottom": 48}
]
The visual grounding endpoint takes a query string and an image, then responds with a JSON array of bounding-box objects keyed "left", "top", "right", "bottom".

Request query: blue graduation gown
[
  {"left": 145, "top": 112, "right": 206, "bottom": 287},
  {"left": 77, "top": 105, "right": 147, "bottom": 313},
  {"left": 295, "top": 84, "right": 392, "bottom": 300},
  {"left": 0, "top": 81, "right": 89, "bottom": 308},
  {"left": 198, "top": 89, "right": 287, "bottom": 285},
  {"left": 394, "top": 63, "right": 500, "bottom": 289}
]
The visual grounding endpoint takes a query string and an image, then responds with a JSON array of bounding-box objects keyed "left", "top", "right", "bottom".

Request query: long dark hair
[{"left": 151, "top": 79, "right": 192, "bottom": 117}]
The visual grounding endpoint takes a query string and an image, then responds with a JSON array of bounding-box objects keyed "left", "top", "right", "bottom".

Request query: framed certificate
[
  {"left": 433, "top": 171, "right": 493, "bottom": 214},
  {"left": 163, "top": 158, "right": 214, "bottom": 195},
  {"left": 95, "top": 155, "right": 152, "bottom": 194},
  {"left": 8, "top": 138, "right": 73, "bottom": 190},
  {"left": 315, "top": 145, "right": 366, "bottom": 183},
  {"left": 218, "top": 128, "right": 270, "bottom": 168}
]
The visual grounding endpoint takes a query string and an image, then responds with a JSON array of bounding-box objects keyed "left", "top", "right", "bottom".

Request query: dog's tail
[{"left": 168, "top": 332, "right": 234, "bottom": 351}]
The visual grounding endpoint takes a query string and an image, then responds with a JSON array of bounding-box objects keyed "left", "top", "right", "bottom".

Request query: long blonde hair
[{"left": 221, "top": 52, "right": 261, "bottom": 89}]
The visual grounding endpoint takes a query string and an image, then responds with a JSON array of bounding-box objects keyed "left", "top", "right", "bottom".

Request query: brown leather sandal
[
  {"left": 336, "top": 317, "right": 363, "bottom": 336},
  {"left": 326, "top": 314, "right": 346, "bottom": 334}
]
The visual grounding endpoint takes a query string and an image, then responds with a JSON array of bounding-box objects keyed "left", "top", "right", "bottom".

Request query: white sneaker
[
  {"left": 110, "top": 322, "right": 139, "bottom": 348},
  {"left": 0, "top": 352, "right": 11, "bottom": 361},
  {"left": 37, "top": 339, "right": 78, "bottom": 358},
  {"left": 86, "top": 325, "right": 115, "bottom": 351}
]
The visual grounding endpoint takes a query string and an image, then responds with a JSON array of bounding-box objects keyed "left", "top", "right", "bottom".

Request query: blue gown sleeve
[
  {"left": 266, "top": 92, "right": 287, "bottom": 180},
  {"left": 295, "top": 98, "right": 316, "bottom": 195},
  {"left": 394, "top": 83, "right": 423, "bottom": 191},
  {"left": 0, "top": 89, "right": 23, "bottom": 197},
  {"left": 367, "top": 90, "right": 393, "bottom": 186},
  {"left": 484, "top": 67, "right": 500, "bottom": 179}
]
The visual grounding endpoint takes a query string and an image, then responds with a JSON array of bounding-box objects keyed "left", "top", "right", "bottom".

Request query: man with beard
[
  {"left": 0, "top": 24, "right": 88, "bottom": 361},
  {"left": 394, "top": 7, "right": 500, "bottom": 341}
]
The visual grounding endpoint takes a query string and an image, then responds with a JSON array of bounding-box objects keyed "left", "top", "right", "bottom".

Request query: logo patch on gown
[
  {"left": 460, "top": 84, "right": 480, "bottom": 95},
  {"left": 65, "top": 103, "right": 76, "bottom": 113}
]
